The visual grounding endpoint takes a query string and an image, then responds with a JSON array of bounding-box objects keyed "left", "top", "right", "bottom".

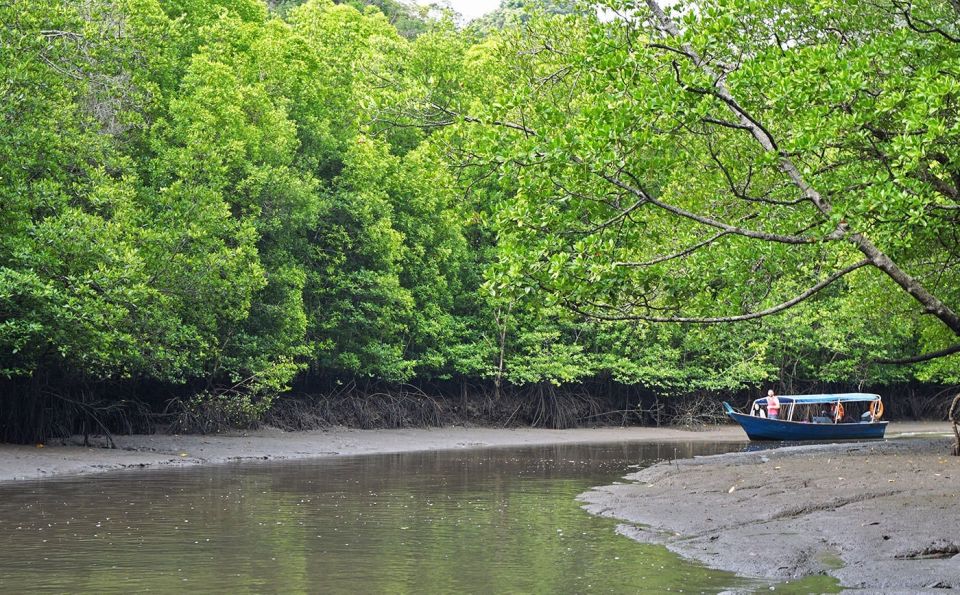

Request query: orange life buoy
[
  {"left": 869, "top": 400, "right": 884, "bottom": 420},
  {"left": 834, "top": 403, "right": 845, "bottom": 423}
]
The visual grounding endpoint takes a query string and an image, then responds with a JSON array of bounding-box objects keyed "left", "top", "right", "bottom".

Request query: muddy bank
[
  {"left": 0, "top": 422, "right": 944, "bottom": 485},
  {"left": 0, "top": 424, "right": 761, "bottom": 483},
  {"left": 580, "top": 423, "right": 959, "bottom": 591}
]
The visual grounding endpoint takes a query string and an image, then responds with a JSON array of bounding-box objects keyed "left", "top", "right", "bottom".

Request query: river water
[{"left": 0, "top": 441, "right": 838, "bottom": 593}]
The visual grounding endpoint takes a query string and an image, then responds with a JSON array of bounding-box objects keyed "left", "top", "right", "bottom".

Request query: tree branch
[
  {"left": 891, "top": 0, "right": 960, "bottom": 44},
  {"left": 916, "top": 160, "right": 960, "bottom": 202},
  {"left": 614, "top": 231, "right": 730, "bottom": 267},
  {"left": 707, "top": 144, "right": 808, "bottom": 206},
  {"left": 701, "top": 116, "right": 752, "bottom": 131},
  {"left": 594, "top": 168, "right": 818, "bottom": 244},
  {"left": 430, "top": 102, "right": 537, "bottom": 136},
  {"left": 566, "top": 259, "right": 871, "bottom": 323},
  {"left": 644, "top": 0, "right": 960, "bottom": 337},
  {"left": 875, "top": 343, "right": 960, "bottom": 364}
]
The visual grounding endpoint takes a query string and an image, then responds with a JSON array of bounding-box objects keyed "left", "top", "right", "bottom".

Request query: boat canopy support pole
[{"left": 950, "top": 394, "right": 960, "bottom": 456}]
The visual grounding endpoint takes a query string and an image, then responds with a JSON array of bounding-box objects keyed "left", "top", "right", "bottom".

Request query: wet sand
[
  {"left": 580, "top": 422, "right": 959, "bottom": 591},
  {"left": 0, "top": 424, "right": 755, "bottom": 483}
]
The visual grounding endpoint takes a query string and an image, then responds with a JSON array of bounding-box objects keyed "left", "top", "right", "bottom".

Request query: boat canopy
[{"left": 755, "top": 392, "right": 880, "bottom": 406}]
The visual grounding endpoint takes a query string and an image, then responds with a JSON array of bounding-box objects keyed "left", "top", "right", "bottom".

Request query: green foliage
[
  {"left": 271, "top": 0, "right": 432, "bottom": 39},
  {"left": 2, "top": 0, "right": 957, "bottom": 437},
  {"left": 442, "top": 0, "right": 960, "bottom": 389},
  {"left": 468, "top": 0, "right": 583, "bottom": 33}
]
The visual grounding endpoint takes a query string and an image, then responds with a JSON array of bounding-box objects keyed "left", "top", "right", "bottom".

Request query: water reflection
[{"left": 0, "top": 441, "right": 837, "bottom": 593}]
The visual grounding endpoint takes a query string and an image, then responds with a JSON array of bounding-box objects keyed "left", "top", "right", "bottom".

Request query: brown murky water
[{"left": 0, "top": 441, "right": 838, "bottom": 593}]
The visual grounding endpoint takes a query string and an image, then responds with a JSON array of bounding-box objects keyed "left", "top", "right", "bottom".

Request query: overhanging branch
[
  {"left": 614, "top": 231, "right": 730, "bottom": 267},
  {"left": 429, "top": 102, "right": 537, "bottom": 136},
  {"left": 644, "top": 0, "right": 960, "bottom": 337},
  {"left": 566, "top": 259, "right": 871, "bottom": 323},
  {"left": 594, "top": 168, "right": 818, "bottom": 245},
  {"left": 875, "top": 343, "right": 960, "bottom": 365}
]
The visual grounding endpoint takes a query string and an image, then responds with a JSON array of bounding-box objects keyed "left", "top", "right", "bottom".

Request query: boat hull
[{"left": 725, "top": 409, "right": 888, "bottom": 441}]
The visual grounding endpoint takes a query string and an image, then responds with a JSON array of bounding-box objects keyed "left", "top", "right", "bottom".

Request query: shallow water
[{"left": 0, "top": 441, "right": 838, "bottom": 593}]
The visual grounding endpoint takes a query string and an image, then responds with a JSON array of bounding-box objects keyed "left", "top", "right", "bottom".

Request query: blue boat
[{"left": 723, "top": 393, "right": 888, "bottom": 441}]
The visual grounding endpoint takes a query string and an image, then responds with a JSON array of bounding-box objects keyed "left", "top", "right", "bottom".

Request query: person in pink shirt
[{"left": 766, "top": 389, "right": 780, "bottom": 420}]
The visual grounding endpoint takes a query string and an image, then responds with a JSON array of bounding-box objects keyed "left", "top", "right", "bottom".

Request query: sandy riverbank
[
  {"left": 580, "top": 422, "right": 959, "bottom": 591},
  {"left": 0, "top": 424, "right": 759, "bottom": 483},
  {"left": 0, "top": 422, "right": 944, "bottom": 485}
]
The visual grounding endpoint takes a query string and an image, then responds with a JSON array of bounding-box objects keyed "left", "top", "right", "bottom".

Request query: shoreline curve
[{"left": 579, "top": 423, "right": 959, "bottom": 591}]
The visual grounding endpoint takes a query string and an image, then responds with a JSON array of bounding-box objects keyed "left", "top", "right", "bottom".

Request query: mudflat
[
  {"left": 580, "top": 423, "right": 959, "bottom": 591},
  {"left": 0, "top": 424, "right": 756, "bottom": 483}
]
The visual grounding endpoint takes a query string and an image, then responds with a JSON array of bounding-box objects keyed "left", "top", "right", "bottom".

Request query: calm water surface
[{"left": 0, "top": 441, "right": 839, "bottom": 593}]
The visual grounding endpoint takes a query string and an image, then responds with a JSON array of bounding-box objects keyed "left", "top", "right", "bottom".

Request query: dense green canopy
[{"left": 1, "top": 0, "right": 957, "bottom": 438}]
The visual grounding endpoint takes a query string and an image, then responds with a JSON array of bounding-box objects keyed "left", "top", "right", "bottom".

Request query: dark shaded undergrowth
[{"left": 0, "top": 377, "right": 954, "bottom": 444}]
